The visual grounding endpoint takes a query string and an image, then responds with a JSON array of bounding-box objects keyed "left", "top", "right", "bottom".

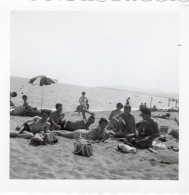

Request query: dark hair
[
  {"left": 116, "top": 103, "right": 123, "bottom": 108},
  {"left": 124, "top": 104, "right": 131, "bottom": 111},
  {"left": 55, "top": 103, "right": 62, "bottom": 109},
  {"left": 99, "top": 117, "right": 108, "bottom": 125},
  {"left": 41, "top": 109, "right": 51, "bottom": 116},
  {"left": 11, "top": 92, "right": 17, "bottom": 97},
  {"left": 22, "top": 95, "right": 27, "bottom": 100},
  {"left": 89, "top": 115, "right": 95, "bottom": 120},
  {"left": 82, "top": 91, "right": 85, "bottom": 95},
  {"left": 141, "top": 108, "right": 151, "bottom": 117}
]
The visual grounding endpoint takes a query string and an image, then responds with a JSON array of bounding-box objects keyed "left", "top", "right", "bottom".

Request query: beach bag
[
  {"left": 43, "top": 132, "right": 58, "bottom": 144},
  {"left": 74, "top": 140, "right": 93, "bottom": 157}
]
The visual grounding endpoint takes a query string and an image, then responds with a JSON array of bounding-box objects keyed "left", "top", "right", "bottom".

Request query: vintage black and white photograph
[{"left": 9, "top": 11, "right": 179, "bottom": 180}]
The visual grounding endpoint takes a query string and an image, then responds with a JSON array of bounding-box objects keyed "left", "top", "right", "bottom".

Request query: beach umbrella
[{"left": 29, "top": 75, "right": 57, "bottom": 108}]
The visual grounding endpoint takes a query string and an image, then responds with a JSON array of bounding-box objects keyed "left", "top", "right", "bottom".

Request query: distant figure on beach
[
  {"left": 75, "top": 92, "right": 90, "bottom": 116},
  {"left": 153, "top": 113, "right": 170, "bottom": 119},
  {"left": 79, "top": 91, "right": 88, "bottom": 109},
  {"left": 10, "top": 92, "right": 17, "bottom": 107},
  {"left": 110, "top": 104, "right": 136, "bottom": 138},
  {"left": 126, "top": 97, "right": 130, "bottom": 105},
  {"left": 151, "top": 105, "right": 157, "bottom": 111},
  {"left": 126, "top": 108, "right": 160, "bottom": 149},
  {"left": 107, "top": 103, "right": 123, "bottom": 130},
  {"left": 10, "top": 109, "right": 51, "bottom": 144},
  {"left": 53, "top": 118, "right": 109, "bottom": 141},
  {"left": 58, "top": 114, "right": 95, "bottom": 131},
  {"left": 49, "top": 103, "right": 65, "bottom": 130},
  {"left": 22, "top": 95, "right": 31, "bottom": 110}
]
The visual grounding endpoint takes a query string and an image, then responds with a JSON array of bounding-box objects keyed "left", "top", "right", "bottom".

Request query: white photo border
[{"left": 1, "top": 0, "right": 189, "bottom": 194}]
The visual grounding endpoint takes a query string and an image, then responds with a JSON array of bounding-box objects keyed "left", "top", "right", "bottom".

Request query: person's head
[
  {"left": 99, "top": 117, "right": 108, "bottom": 129},
  {"left": 139, "top": 108, "right": 151, "bottom": 120},
  {"left": 82, "top": 91, "right": 85, "bottom": 96},
  {"left": 41, "top": 109, "right": 51, "bottom": 121},
  {"left": 116, "top": 103, "right": 123, "bottom": 110},
  {"left": 124, "top": 104, "right": 131, "bottom": 114},
  {"left": 141, "top": 103, "right": 143, "bottom": 105},
  {"left": 144, "top": 103, "right": 147, "bottom": 106},
  {"left": 55, "top": 103, "right": 62, "bottom": 113},
  {"left": 11, "top": 92, "right": 17, "bottom": 97},
  {"left": 87, "top": 115, "right": 95, "bottom": 125},
  {"left": 22, "top": 95, "right": 27, "bottom": 101}
]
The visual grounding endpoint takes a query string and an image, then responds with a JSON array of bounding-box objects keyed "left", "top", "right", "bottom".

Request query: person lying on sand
[
  {"left": 124, "top": 108, "right": 160, "bottom": 149},
  {"left": 110, "top": 105, "right": 136, "bottom": 138},
  {"left": 153, "top": 113, "right": 170, "bottom": 119},
  {"left": 107, "top": 103, "right": 123, "bottom": 130},
  {"left": 58, "top": 115, "right": 95, "bottom": 131},
  {"left": 10, "top": 109, "right": 51, "bottom": 144},
  {"left": 53, "top": 117, "right": 109, "bottom": 141},
  {"left": 49, "top": 103, "right": 65, "bottom": 130}
]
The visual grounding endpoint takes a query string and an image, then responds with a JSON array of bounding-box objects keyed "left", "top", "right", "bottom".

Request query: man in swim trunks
[
  {"left": 127, "top": 108, "right": 160, "bottom": 148},
  {"left": 49, "top": 103, "right": 65, "bottom": 130},
  {"left": 10, "top": 109, "right": 51, "bottom": 144},
  {"left": 59, "top": 115, "right": 95, "bottom": 131},
  {"left": 110, "top": 104, "right": 136, "bottom": 138},
  {"left": 53, "top": 117, "right": 109, "bottom": 141}
]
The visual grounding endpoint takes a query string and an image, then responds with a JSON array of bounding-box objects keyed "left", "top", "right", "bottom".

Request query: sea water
[{"left": 10, "top": 76, "right": 177, "bottom": 112}]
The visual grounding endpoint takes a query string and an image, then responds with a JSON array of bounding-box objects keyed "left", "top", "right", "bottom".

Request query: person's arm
[
  {"left": 10, "top": 100, "right": 15, "bottom": 107},
  {"left": 174, "top": 118, "right": 179, "bottom": 126},
  {"left": 49, "top": 113, "right": 61, "bottom": 129},
  {"left": 109, "top": 111, "right": 114, "bottom": 120},
  {"left": 44, "top": 122, "right": 51, "bottom": 133},
  {"left": 79, "top": 97, "right": 82, "bottom": 104}
]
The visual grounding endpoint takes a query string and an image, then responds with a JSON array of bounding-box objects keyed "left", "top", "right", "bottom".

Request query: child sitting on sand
[
  {"left": 53, "top": 118, "right": 109, "bottom": 141},
  {"left": 107, "top": 103, "right": 123, "bottom": 130}
]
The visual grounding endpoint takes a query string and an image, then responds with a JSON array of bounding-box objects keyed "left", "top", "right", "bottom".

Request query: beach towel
[{"left": 73, "top": 140, "right": 93, "bottom": 157}]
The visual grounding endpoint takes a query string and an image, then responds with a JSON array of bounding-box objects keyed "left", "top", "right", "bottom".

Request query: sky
[{"left": 11, "top": 11, "right": 179, "bottom": 93}]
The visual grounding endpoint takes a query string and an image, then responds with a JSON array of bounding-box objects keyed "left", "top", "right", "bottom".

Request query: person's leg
[
  {"left": 10, "top": 131, "right": 33, "bottom": 139},
  {"left": 81, "top": 108, "right": 95, "bottom": 116},
  {"left": 17, "top": 131, "right": 33, "bottom": 139},
  {"left": 53, "top": 130, "right": 74, "bottom": 138}
]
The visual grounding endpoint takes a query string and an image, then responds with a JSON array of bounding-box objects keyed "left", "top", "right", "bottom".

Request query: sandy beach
[{"left": 10, "top": 110, "right": 179, "bottom": 180}]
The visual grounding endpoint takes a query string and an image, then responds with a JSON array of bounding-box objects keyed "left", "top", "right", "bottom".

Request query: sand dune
[{"left": 10, "top": 111, "right": 178, "bottom": 179}]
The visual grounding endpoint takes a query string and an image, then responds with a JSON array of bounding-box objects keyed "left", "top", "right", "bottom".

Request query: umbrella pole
[{"left": 41, "top": 86, "right": 43, "bottom": 109}]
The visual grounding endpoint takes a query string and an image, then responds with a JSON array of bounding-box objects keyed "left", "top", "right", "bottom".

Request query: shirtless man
[
  {"left": 49, "top": 103, "right": 65, "bottom": 130},
  {"left": 127, "top": 108, "right": 160, "bottom": 148},
  {"left": 10, "top": 109, "right": 51, "bottom": 144},
  {"left": 107, "top": 103, "right": 123, "bottom": 130},
  {"left": 110, "top": 104, "right": 136, "bottom": 138},
  {"left": 59, "top": 115, "right": 95, "bottom": 131}
]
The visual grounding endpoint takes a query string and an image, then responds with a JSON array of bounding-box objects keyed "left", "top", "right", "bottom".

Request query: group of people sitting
[{"left": 10, "top": 98, "right": 160, "bottom": 149}]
